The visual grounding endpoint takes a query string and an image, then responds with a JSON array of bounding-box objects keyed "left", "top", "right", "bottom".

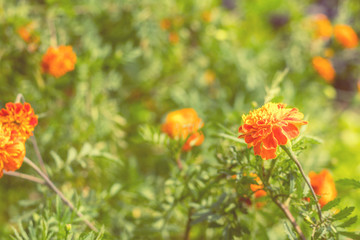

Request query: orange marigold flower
[
  {"left": 17, "top": 23, "right": 40, "bottom": 44},
  {"left": 312, "top": 56, "right": 336, "bottom": 83},
  {"left": 249, "top": 173, "right": 267, "bottom": 199},
  {"left": 0, "top": 124, "right": 26, "bottom": 178},
  {"left": 334, "top": 24, "right": 358, "bottom": 48},
  {"left": 160, "top": 18, "right": 171, "bottom": 30},
  {"left": 41, "top": 45, "right": 77, "bottom": 78},
  {"left": 162, "top": 108, "right": 204, "bottom": 151},
  {"left": 201, "top": 10, "right": 212, "bottom": 23},
  {"left": 239, "top": 103, "right": 307, "bottom": 160},
  {"left": 312, "top": 14, "right": 332, "bottom": 39},
  {"left": 309, "top": 170, "right": 337, "bottom": 207},
  {"left": 169, "top": 32, "right": 179, "bottom": 44},
  {"left": 0, "top": 102, "right": 38, "bottom": 140}
]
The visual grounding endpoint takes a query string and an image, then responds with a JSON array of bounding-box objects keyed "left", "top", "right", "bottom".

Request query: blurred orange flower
[
  {"left": 239, "top": 103, "right": 307, "bottom": 160},
  {"left": 204, "top": 70, "right": 216, "bottom": 85},
  {"left": 201, "top": 10, "right": 212, "bottom": 23},
  {"left": 249, "top": 173, "right": 267, "bottom": 199},
  {"left": 17, "top": 24, "right": 39, "bottom": 44},
  {"left": 312, "top": 56, "right": 335, "bottom": 83},
  {"left": 169, "top": 32, "right": 179, "bottom": 44},
  {"left": 160, "top": 18, "right": 171, "bottom": 30},
  {"left": 309, "top": 170, "right": 337, "bottom": 207},
  {"left": 313, "top": 14, "right": 332, "bottom": 39},
  {"left": 334, "top": 24, "right": 358, "bottom": 48},
  {"left": 0, "top": 124, "right": 26, "bottom": 178},
  {"left": 0, "top": 102, "right": 38, "bottom": 140},
  {"left": 41, "top": 45, "right": 77, "bottom": 78},
  {"left": 162, "top": 108, "right": 204, "bottom": 151}
]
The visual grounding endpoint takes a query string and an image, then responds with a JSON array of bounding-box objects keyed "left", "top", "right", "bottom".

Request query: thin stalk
[
  {"left": 30, "top": 135, "right": 48, "bottom": 176},
  {"left": 3, "top": 171, "right": 45, "bottom": 185},
  {"left": 271, "top": 195, "right": 306, "bottom": 240},
  {"left": 176, "top": 152, "right": 183, "bottom": 170},
  {"left": 23, "top": 157, "right": 98, "bottom": 232},
  {"left": 184, "top": 208, "right": 193, "bottom": 240},
  {"left": 265, "top": 157, "right": 278, "bottom": 184},
  {"left": 15, "top": 94, "right": 25, "bottom": 104},
  {"left": 280, "top": 145, "right": 322, "bottom": 222}
]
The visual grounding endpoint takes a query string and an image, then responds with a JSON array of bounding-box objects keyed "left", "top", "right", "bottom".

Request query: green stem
[
  {"left": 3, "top": 171, "right": 45, "bottom": 185},
  {"left": 24, "top": 157, "right": 98, "bottom": 232},
  {"left": 280, "top": 145, "right": 322, "bottom": 222},
  {"left": 270, "top": 195, "right": 306, "bottom": 240},
  {"left": 265, "top": 158, "right": 278, "bottom": 184}
]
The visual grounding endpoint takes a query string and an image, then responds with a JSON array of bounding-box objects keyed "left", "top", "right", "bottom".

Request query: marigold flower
[
  {"left": 0, "top": 102, "right": 38, "bottom": 140},
  {"left": 312, "top": 56, "right": 335, "bottom": 83},
  {"left": 169, "top": 32, "right": 179, "bottom": 44},
  {"left": 201, "top": 10, "right": 212, "bottom": 23},
  {"left": 0, "top": 124, "right": 26, "bottom": 178},
  {"left": 312, "top": 14, "right": 332, "bottom": 39},
  {"left": 334, "top": 24, "right": 358, "bottom": 48},
  {"left": 41, "top": 45, "right": 77, "bottom": 78},
  {"left": 309, "top": 170, "right": 337, "bottom": 207},
  {"left": 239, "top": 103, "right": 307, "bottom": 160},
  {"left": 204, "top": 70, "right": 216, "bottom": 85},
  {"left": 160, "top": 18, "right": 171, "bottom": 30},
  {"left": 162, "top": 108, "right": 204, "bottom": 151},
  {"left": 249, "top": 173, "right": 267, "bottom": 199}
]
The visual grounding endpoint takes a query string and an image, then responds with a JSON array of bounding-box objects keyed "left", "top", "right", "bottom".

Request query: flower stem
[
  {"left": 15, "top": 93, "right": 25, "bottom": 104},
  {"left": 23, "top": 157, "right": 98, "bottom": 232},
  {"left": 30, "top": 135, "right": 48, "bottom": 176},
  {"left": 270, "top": 195, "right": 306, "bottom": 240},
  {"left": 280, "top": 145, "right": 322, "bottom": 222},
  {"left": 176, "top": 152, "right": 183, "bottom": 170},
  {"left": 184, "top": 208, "right": 193, "bottom": 240},
  {"left": 3, "top": 171, "right": 45, "bottom": 185}
]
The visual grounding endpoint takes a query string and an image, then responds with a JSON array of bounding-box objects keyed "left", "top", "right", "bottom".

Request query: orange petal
[
  {"left": 282, "top": 123, "right": 299, "bottom": 139},
  {"left": 272, "top": 126, "right": 288, "bottom": 145}
]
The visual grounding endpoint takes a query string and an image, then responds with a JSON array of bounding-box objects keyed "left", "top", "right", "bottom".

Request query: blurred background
[{"left": 0, "top": 0, "right": 359, "bottom": 239}]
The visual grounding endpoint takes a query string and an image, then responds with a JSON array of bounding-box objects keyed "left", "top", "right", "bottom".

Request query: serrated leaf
[
  {"left": 336, "top": 179, "right": 360, "bottom": 189},
  {"left": 322, "top": 198, "right": 341, "bottom": 212},
  {"left": 333, "top": 207, "right": 355, "bottom": 221},
  {"left": 337, "top": 216, "right": 358, "bottom": 228}
]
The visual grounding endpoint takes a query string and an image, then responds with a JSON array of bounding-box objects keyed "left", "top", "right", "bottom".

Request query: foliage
[{"left": 1, "top": 0, "right": 360, "bottom": 239}]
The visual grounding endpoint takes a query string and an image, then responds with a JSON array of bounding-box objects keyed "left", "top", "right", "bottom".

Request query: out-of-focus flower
[
  {"left": 334, "top": 24, "right": 358, "bottom": 48},
  {"left": 249, "top": 173, "right": 267, "bottom": 199},
  {"left": 239, "top": 103, "right": 307, "bottom": 160},
  {"left": 312, "top": 56, "right": 335, "bottom": 83},
  {"left": 309, "top": 170, "right": 337, "bottom": 207},
  {"left": 237, "top": 173, "right": 267, "bottom": 208},
  {"left": 17, "top": 23, "right": 39, "bottom": 44},
  {"left": 201, "top": 10, "right": 212, "bottom": 23},
  {"left": 41, "top": 45, "right": 77, "bottom": 78},
  {"left": 204, "top": 70, "right": 216, "bottom": 85},
  {"left": 324, "top": 48, "right": 334, "bottom": 58},
  {"left": 162, "top": 108, "right": 204, "bottom": 151},
  {"left": 0, "top": 102, "right": 38, "bottom": 140},
  {"left": 160, "top": 18, "right": 171, "bottom": 30},
  {"left": 357, "top": 80, "right": 360, "bottom": 93},
  {"left": 0, "top": 124, "right": 26, "bottom": 178},
  {"left": 168, "top": 32, "right": 179, "bottom": 44},
  {"left": 312, "top": 14, "right": 332, "bottom": 39}
]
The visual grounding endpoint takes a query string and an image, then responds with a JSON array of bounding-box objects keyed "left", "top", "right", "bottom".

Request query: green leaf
[
  {"left": 337, "top": 216, "right": 358, "bottom": 228},
  {"left": 283, "top": 221, "right": 296, "bottom": 240},
  {"left": 338, "top": 231, "right": 360, "bottom": 239},
  {"left": 322, "top": 198, "right": 341, "bottom": 212},
  {"left": 336, "top": 179, "right": 360, "bottom": 189},
  {"left": 333, "top": 207, "right": 355, "bottom": 221}
]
